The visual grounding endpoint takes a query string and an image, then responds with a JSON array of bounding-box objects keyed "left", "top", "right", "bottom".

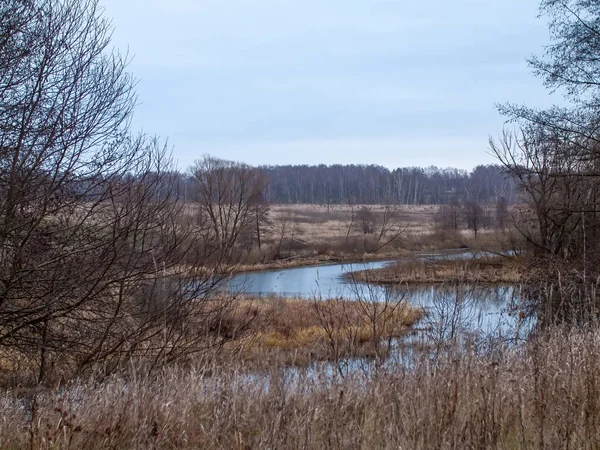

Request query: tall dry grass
[
  {"left": 350, "top": 253, "right": 523, "bottom": 285},
  {"left": 212, "top": 295, "right": 422, "bottom": 367},
  {"left": 233, "top": 204, "right": 523, "bottom": 270},
  {"left": 3, "top": 328, "right": 600, "bottom": 449}
]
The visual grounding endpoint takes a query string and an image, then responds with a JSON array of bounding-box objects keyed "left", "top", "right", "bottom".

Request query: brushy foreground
[{"left": 3, "top": 330, "right": 600, "bottom": 449}]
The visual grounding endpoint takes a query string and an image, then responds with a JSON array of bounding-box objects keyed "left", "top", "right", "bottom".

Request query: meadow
[
  {"left": 238, "top": 203, "right": 522, "bottom": 272},
  {"left": 4, "top": 0, "right": 599, "bottom": 446}
]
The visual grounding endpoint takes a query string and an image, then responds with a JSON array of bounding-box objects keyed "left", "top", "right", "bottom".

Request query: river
[{"left": 228, "top": 252, "right": 527, "bottom": 338}]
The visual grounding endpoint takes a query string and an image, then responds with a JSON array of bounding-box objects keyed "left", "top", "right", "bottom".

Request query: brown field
[
  {"left": 0, "top": 204, "right": 529, "bottom": 448},
  {"left": 5, "top": 329, "right": 600, "bottom": 449},
  {"left": 268, "top": 203, "right": 439, "bottom": 242},
  {"left": 241, "top": 204, "right": 523, "bottom": 271}
]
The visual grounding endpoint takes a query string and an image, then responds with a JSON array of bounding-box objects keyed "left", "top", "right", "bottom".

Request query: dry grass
[
  {"left": 4, "top": 329, "right": 600, "bottom": 449},
  {"left": 235, "top": 256, "right": 345, "bottom": 273},
  {"left": 350, "top": 255, "right": 523, "bottom": 285},
  {"left": 223, "top": 296, "right": 423, "bottom": 365},
  {"left": 235, "top": 253, "right": 395, "bottom": 273},
  {"left": 402, "top": 227, "right": 525, "bottom": 253},
  {"left": 269, "top": 204, "right": 438, "bottom": 239},
  {"left": 251, "top": 205, "right": 523, "bottom": 269}
]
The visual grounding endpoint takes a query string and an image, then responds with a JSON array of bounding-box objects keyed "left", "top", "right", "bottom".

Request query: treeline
[
  {"left": 260, "top": 164, "right": 516, "bottom": 205},
  {"left": 173, "top": 163, "right": 517, "bottom": 206}
]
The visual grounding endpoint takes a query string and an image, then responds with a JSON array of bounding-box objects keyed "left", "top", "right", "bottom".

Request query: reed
[
  {"left": 350, "top": 254, "right": 523, "bottom": 285},
  {"left": 2, "top": 328, "right": 600, "bottom": 449},
  {"left": 221, "top": 296, "right": 423, "bottom": 366}
]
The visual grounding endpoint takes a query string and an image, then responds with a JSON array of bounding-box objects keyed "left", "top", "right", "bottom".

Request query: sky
[{"left": 99, "top": 0, "right": 558, "bottom": 171}]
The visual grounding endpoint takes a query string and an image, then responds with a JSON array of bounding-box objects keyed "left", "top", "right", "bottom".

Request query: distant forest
[
  {"left": 259, "top": 164, "right": 516, "bottom": 205},
  {"left": 174, "top": 163, "right": 517, "bottom": 206}
]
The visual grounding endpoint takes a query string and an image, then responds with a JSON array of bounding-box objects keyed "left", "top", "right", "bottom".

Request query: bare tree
[
  {"left": 463, "top": 201, "right": 484, "bottom": 237},
  {"left": 190, "top": 155, "right": 269, "bottom": 265},
  {"left": 348, "top": 206, "right": 405, "bottom": 253},
  {"left": 490, "top": 128, "right": 595, "bottom": 257},
  {"left": 262, "top": 164, "right": 515, "bottom": 205},
  {"left": 495, "top": 196, "right": 509, "bottom": 229},
  {"left": 372, "top": 205, "right": 406, "bottom": 252},
  {"left": 0, "top": 0, "right": 142, "bottom": 379},
  {"left": 354, "top": 206, "right": 376, "bottom": 235},
  {"left": 435, "top": 198, "right": 462, "bottom": 231},
  {"left": 250, "top": 187, "right": 271, "bottom": 254},
  {"left": 491, "top": 0, "right": 600, "bottom": 324},
  {"left": 0, "top": 0, "right": 255, "bottom": 382}
]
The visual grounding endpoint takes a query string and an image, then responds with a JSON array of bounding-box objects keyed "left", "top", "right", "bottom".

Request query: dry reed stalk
[{"left": 2, "top": 329, "right": 600, "bottom": 449}]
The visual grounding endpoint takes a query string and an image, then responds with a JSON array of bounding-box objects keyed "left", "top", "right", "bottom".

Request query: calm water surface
[
  {"left": 229, "top": 259, "right": 393, "bottom": 299},
  {"left": 228, "top": 252, "right": 525, "bottom": 336}
]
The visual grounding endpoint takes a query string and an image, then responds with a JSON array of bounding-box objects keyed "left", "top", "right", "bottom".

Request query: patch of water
[{"left": 228, "top": 252, "right": 527, "bottom": 339}]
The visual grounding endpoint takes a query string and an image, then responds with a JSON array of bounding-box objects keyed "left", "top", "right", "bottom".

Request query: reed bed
[
  {"left": 3, "top": 329, "right": 600, "bottom": 449},
  {"left": 351, "top": 254, "right": 523, "bottom": 285},
  {"left": 222, "top": 296, "right": 423, "bottom": 365}
]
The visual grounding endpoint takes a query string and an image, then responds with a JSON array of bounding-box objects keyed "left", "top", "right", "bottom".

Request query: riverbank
[
  {"left": 235, "top": 246, "right": 518, "bottom": 274},
  {"left": 234, "top": 204, "right": 524, "bottom": 273},
  {"left": 348, "top": 254, "right": 523, "bottom": 285},
  {"left": 235, "top": 251, "right": 408, "bottom": 273}
]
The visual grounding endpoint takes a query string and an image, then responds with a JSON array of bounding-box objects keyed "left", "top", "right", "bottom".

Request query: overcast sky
[{"left": 99, "top": 0, "right": 557, "bottom": 170}]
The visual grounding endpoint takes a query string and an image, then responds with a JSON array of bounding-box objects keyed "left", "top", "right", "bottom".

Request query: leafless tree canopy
[
  {"left": 0, "top": 0, "right": 255, "bottom": 382},
  {"left": 190, "top": 156, "right": 270, "bottom": 264},
  {"left": 260, "top": 164, "right": 516, "bottom": 205},
  {"left": 491, "top": 0, "right": 600, "bottom": 324}
]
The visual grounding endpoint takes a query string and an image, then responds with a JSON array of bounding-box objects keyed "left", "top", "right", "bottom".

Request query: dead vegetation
[
  {"left": 224, "top": 296, "right": 423, "bottom": 366},
  {"left": 6, "top": 0, "right": 600, "bottom": 447},
  {"left": 235, "top": 204, "right": 523, "bottom": 272},
  {"left": 2, "top": 329, "right": 600, "bottom": 449},
  {"left": 263, "top": 204, "right": 412, "bottom": 260},
  {"left": 350, "top": 254, "right": 524, "bottom": 285}
]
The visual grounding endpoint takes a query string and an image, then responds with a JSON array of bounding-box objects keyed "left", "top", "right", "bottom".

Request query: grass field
[
  {"left": 349, "top": 254, "right": 523, "bottom": 285},
  {"left": 268, "top": 203, "right": 439, "bottom": 242},
  {"left": 0, "top": 204, "right": 530, "bottom": 449},
  {"left": 240, "top": 204, "right": 523, "bottom": 272}
]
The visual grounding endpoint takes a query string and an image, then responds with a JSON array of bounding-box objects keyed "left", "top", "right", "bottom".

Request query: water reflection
[
  {"left": 228, "top": 260, "right": 394, "bottom": 299},
  {"left": 228, "top": 250, "right": 512, "bottom": 300},
  {"left": 228, "top": 255, "right": 529, "bottom": 341}
]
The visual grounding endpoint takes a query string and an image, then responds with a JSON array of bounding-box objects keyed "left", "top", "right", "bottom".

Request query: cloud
[
  {"left": 172, "top": 136, "right": 498, "bottom": 170},
  {"left": 100, "top": 0, "right": 554, "bottom": 169}
]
